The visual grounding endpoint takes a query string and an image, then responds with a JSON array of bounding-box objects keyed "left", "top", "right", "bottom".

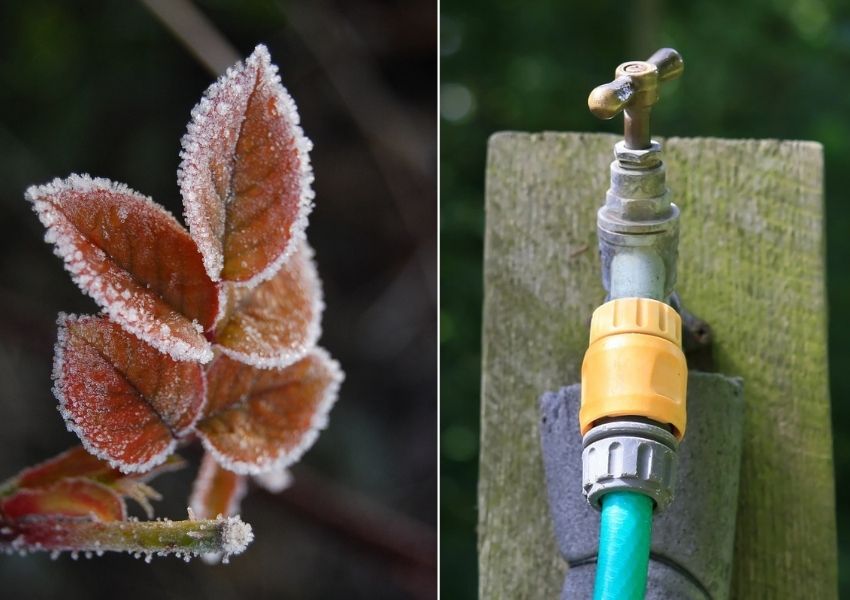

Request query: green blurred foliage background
[{"left": 441, "top": 0, "right": 850, "bottom": 596}]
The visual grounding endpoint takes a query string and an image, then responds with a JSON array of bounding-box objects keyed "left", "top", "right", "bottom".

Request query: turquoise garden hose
[{"left": 592, "top": 491, "right": 653, "bottom": 600}]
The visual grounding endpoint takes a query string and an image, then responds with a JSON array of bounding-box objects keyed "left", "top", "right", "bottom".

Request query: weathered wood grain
[{"left": 479, "top": 132, "right": 836, "bottom": 599}]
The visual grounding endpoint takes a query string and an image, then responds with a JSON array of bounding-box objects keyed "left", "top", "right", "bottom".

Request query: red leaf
[
  {"left": 54, "top": 315, "right": 206, "bottom": 473},
  {"left": 189, "top": 453, "right": 247, "bottom": 519},
  {"left": 14, "top": 446, "right": 184, "bottom": 490},
  {"left": 214, "top": 240, "right": 322, "bottom": 368},
  {"left": 2, "top": 446, "right": 185, "bottom": 520},
  {"left": 179, "top": 44, "right": 314, "bottom": 286},
  {"left": 16, "top": 446, "right": 115, "bottom": 489},
  {"left": 26, "top": 174, "right": 219, "bottom": 363},
  {"left": 2, "top": 479, "right": 125, "bottom": 522},
  {"left": 197, "top": 349, "right": 342, "bottom": 474}
]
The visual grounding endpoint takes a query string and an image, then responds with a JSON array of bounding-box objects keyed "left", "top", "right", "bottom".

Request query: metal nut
[{"left": 614, "top": 140, "right": 662, "bottom": 168}]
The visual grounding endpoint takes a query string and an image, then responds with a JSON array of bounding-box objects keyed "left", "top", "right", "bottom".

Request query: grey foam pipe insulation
[{"left": 539, "top": 371, "right": 744, "bottom": 599}]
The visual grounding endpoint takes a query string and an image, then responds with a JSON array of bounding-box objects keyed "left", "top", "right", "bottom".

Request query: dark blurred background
[
  {"left": 441, "top": 0, "right": 850, "bottom": 597},
  {"left": 0, "top": 1, "right": 436, "bottom": 598}
]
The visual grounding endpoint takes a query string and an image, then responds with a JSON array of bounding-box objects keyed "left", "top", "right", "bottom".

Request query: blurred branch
[
  {"left": 273, "top": 466, "right": 436, "bottom": 597},
  {"left": 282, "top": 1, "right": 431, "bottom": 183},
  {"left": 138, "top": 0, "right": 240, "bottom": 76},
  {"left": 357, "top": 245, "right": 436, "bottom": 359},
  {"left": 0, "top": 291, "right": 55, "bottom": 357},
  {"left": 281, "top": 1, "right": 435, "bottom": 248}
]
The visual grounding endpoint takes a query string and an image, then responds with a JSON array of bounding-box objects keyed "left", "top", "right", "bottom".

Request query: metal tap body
[{"left": 599, "top": 141, "right": 678, "bottom": 302}]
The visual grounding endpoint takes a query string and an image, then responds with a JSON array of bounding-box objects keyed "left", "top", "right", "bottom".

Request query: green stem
[{"left": 0, "top": 515, "right": 253, "bottom": 562}]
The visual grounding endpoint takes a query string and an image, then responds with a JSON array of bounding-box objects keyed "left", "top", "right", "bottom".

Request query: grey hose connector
[{"left": 583, "top": 420, "right": 678, "bottom": 512}]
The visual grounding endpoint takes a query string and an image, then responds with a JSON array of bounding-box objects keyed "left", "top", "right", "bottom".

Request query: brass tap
[{"left": 588, "top": 48, "right": 684, "bottom": 150}]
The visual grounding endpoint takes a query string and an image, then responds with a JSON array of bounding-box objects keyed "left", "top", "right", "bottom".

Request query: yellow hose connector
[{"left": 580, "top": 297, "right": 687, "bottom": 439}]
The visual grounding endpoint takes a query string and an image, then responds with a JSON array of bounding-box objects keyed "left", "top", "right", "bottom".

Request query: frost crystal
[{"left": 220, "top": 516, "right": 254, "bottom": 558}]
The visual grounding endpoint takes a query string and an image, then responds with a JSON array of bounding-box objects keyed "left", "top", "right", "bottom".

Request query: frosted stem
[{"left": 0, "top": 515, "right": 253, "bottom": 562}]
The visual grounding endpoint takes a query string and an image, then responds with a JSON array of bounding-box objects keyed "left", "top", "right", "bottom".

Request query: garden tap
[
  {"left": 541, "top": 48, "right": 746, "bottom": 600},
  {"left": 581, "top": 48, "right": 687, "bottom": 599},
  {"left": 581, "top": 48, "right": 686, "bottom": 513}
]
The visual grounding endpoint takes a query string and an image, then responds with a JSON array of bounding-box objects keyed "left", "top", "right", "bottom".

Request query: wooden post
[{"left": 479, "top": 132, "right": 837, "bottom": 599}]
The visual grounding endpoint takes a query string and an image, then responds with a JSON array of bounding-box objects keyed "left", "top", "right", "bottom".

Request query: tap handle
[
  {"left": 647, "top": 48, "right": 684, "bottom": 83},
  {"left": 588, "top": 48, "right": 683, "bottom": 149}
]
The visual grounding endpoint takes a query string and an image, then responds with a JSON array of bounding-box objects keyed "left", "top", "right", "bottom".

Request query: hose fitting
[
  {"left": 580, "top": 298, "right": 687, "bottom": 439},
  {"left": 580, "top": 297, "right": 686, "bottom": 513}
]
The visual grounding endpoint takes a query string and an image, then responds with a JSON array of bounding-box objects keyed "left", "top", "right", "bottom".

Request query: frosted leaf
[
  {"left": 197, "top": 348, "right": 343, "bottom": 475},
  {"left": 214, "top": 240, "right": 323, "bottom": 369},
  {"left": 178, "top": 44, "right": 314, "bottom": 287},
  {"left": 54, "top": 314, "right": 206, "bottom": 473},
  {"left": 25, "top": 174, "right": 219, "bottom": 363},
  {"left": 13, "top": 446, "right": 125, "bottom": 489},
  {"left": 189, "top": 452, "right": 247, "bottom": 520},
  {"left": 6, "top": 446, "right": 184, "bottom": 518},
  {"left": 13, "top": 446, "right": 184, "bottom": 490},
  {"left": 1, "top": 479, "right": 126, "bottom": 522}
]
